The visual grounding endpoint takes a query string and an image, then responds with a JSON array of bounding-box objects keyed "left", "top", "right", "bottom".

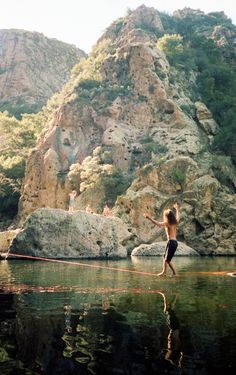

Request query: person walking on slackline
[{"left": 143, "top": 203, "right": 180, "bottom": 276}]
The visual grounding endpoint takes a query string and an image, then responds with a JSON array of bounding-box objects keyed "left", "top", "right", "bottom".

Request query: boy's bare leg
[
  {"left": 168, "top": 261, "right": 176, "bottom": 276},
  {"left": 157, "top": 258, "right": 167, "bottom": 276}
]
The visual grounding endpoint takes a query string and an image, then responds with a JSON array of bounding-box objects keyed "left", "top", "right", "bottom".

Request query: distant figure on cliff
[
  {"left": 143, "top": 203, "right": 180, "bottom": 276},
  {"left": 103, "top": 203, "right": 110, "bottom": 217},
  {"left": 68, "top": 190, "right": 77, "bottom": 212},
  {"left": 86, "top": 204, "right": 93, "bottom": 213}
]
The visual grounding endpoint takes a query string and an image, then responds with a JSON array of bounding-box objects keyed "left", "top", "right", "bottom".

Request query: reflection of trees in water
[
  {"left": 62, "top": 302, "right": 135, "bottom": 374},
  {"left": 61, "top": 298, "right": 184, "bottom": 375},
  {"left": 0, "top": 293, "right": 18, "bottom": 373},
  {"left": 0, "top": 262, "right": 18, "bottom": 371},
  {"left": 1, "top": 288, "right": 230, "bottom": 375}
]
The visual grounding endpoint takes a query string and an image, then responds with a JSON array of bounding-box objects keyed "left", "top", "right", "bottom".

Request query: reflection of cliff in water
[
  {"left": 12, "top": 298, "right": 162, "bottom": 374},
  {"left": 0, "top": 260, "right": 13, "bottom": 284},
  {"left": 61, "top": 300, "right": 167, "bottom": 375},
  {"left": 0, "top": 292, "right": 18, "bottom": 373},
  {"left": 1, "top": 270, "right": 235, "bottom": 374},
  {"left": 0, "top": 290, "right": 189, "bottom": 375}
]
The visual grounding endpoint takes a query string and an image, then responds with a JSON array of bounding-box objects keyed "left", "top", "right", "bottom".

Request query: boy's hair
[{"left": 163, "top": 209, "right": 177, "bottom": 225}]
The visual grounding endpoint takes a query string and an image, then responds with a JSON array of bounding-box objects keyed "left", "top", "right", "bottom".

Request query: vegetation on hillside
[
  {"left": 158, "top": 11, "right": 236, "bottom": 162},
  {"left": 0, "top": 85, "right": 67, "bottom": 225},
  {"left": 0, "top": 111, "right": 45, "bottom": 220}
]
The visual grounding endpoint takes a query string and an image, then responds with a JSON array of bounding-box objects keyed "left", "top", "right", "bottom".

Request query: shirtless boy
[{"left": 143, "top": 203, "right": 180, "bottom": 276}]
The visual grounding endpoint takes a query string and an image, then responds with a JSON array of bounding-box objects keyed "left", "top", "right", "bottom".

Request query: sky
[{"left": 0, "top": 0, "right": 235, "bottom": 53}]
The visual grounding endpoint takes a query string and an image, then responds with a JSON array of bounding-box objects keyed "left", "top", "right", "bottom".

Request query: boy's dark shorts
[{"left": 164, "top": 240, "right": 178, "bottom": 262}]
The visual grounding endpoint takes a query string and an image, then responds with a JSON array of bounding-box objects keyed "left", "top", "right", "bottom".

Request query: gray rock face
[
  {"left": 10, "top": 208, "right": 133, "bottom": 259},
  {"left": 0, "top": 29, "right": 86, "bottom": 115},
  {"left": 131, "top": 241, "right": 199, "bottom": 256}
]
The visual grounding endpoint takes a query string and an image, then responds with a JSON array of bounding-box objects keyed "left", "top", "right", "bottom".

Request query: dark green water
[{"left": 0, "top": 256, "right": 236, "bottom": 375}]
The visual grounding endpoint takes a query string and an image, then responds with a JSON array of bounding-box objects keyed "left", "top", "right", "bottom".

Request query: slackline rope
[{"left": 1, "top": 253, "right": 236, "bottom": 277}]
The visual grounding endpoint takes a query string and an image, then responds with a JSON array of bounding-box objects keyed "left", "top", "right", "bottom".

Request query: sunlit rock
[
  {"left": 131, "top": 241, "right": 199, "bottom": 256},
  {"left": 10, "top": 208, "right": 133, "bottom": 259}
]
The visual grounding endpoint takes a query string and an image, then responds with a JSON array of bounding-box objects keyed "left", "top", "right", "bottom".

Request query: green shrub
[
  {"left": 101, "top": 169, "right": 133, "bottom": 206},
  {"left": 0, "top": 173, "right": 21, "bottom": 217},
  {"left": 0, "top": 111, "right": 45, "bottom": 219},
  {"left": 180, "top": 103, "right": 196, "bottom": 117},
  {"left": 78, "top": 79, "right": 100, "bottom": 90},
  {"left": 140, "top": 136, "right": 168, "bottom": 154},
  {"left": 113, "top": 18, "right": 125, "bottom": 34},
  {"left": 171, "top": 167, "right": 185, "bottom": 190},
  {"left": 212, "top": 155, "right": 236, "bottom": 188},
  {"left": 137, "top": 22, "right": 162, "bottom": 36},
  {"left": 157, "top": 34, "right": 184, "bottom": 62}
]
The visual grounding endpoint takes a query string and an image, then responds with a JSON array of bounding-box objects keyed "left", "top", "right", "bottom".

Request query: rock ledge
[{"left": 131, "top": 241, "right": 199, "bottom": 256}]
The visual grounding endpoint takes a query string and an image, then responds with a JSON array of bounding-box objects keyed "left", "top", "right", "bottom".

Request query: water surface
[{"left": 0, "top": 256, "right": 236, "bottom": 374}]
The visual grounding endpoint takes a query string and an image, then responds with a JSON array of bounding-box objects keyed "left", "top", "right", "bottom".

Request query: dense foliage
[
  {"left": 159, "top": 12, "right": 236, "bottom": 161},
  {"left": 0, "top": 111, "right": 45, "bottom": 220},
  {"left": 101, "top": 169, "right": 133, "bottom": 207},
  {"left": 0, "top": 90, "right": 65, "bottom": 223}
]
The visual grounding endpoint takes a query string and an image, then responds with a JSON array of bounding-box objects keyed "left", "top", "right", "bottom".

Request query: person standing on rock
[
  {"left": 68, "top": 190, "right": 77, "bottom": 212},
  {"left": 103, "top": 203, "right": 110, "bottom": 217},
  {"left": 143, "top": 203, "right": 180, "bottom": 276}
]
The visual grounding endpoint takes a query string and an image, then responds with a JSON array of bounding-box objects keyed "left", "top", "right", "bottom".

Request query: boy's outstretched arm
[
  {"left": 173, "top": 203, "right": 180, "bottom": 223},
  {"left": 143, "top": 213, "right": 165, "bottom": 227}
]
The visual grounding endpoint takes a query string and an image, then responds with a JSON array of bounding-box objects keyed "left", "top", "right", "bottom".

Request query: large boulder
[
  {"left": 10, "top": 208, "right": 133, "bottom": 259},
  {"left": 195, "top": 101, "right": 218, "bottom": 136},
  {"left": 131, "top": 241, "right": 199, "bottom": 256}
]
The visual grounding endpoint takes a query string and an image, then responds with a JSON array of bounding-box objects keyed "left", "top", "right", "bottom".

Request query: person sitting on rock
[
  {"left": 143, "top": 203, "right": 180, "bottom": 276},
  {"left": 86, "top": 204, "right": 93, "bottom": 213}
]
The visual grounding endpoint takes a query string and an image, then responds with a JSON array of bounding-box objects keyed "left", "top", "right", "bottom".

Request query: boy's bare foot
[
  {"left": 157, "top": 272, "right": 166, "bottom": 277},
  {"left": 170, "top": 273, "right": 177, "bottom": 277}
]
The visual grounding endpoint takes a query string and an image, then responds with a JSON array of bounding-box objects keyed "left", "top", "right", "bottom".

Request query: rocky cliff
[
  {"left": 17, "top": 6, "right": 236, "bottom": 255},
  {"left": 0, "top": 29, "right": 86, "bottom": 117}
]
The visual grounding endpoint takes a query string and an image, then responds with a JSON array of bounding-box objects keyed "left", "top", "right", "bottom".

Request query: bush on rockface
[
  {"left": 101, "top": 169, "right": 133, "bottom": 207},
  {"left": 170, "top": 167, "right": 186, "bottom": 191},
  {"left": 0, "top": 173, "right": 20, "bottom": 218},
  {"left": 212, "top": 155, "right": 236, "bottom": 189},
  {"left": 0, "top": 111, "right": 44, "bottom": 218},
  {"left": 157, "top": 34, "right": 184, "bottom": 65}
]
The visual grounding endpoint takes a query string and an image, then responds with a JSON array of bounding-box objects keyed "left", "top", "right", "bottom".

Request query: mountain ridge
[{"left": 0, "top": 28, "right": 86, "bottom": 117}]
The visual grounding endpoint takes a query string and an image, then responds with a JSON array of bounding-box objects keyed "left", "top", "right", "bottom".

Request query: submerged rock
[
  {"left": 131, "top": 241, "right": 199, "bottom": 256},
  {"left": 10, "top": 208, "right": 133, "bottom": 259}
]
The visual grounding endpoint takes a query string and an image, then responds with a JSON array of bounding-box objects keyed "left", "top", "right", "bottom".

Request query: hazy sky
[{"left": 0, "top": 0, "right": 235, "bottom": 52}]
